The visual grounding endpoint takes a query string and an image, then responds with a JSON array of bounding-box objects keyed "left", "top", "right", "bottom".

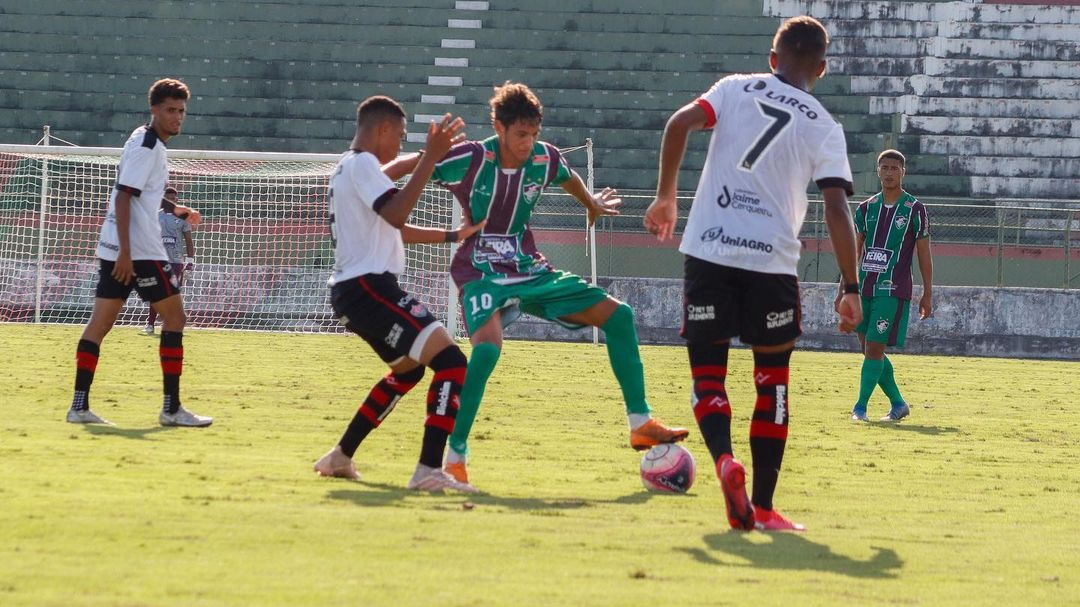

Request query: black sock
[
  {"left": 72, "top": 339, "right": 100, "bottom": 412},
  {"left": 160, "top": 331, "right": 183, "bottom": 414},
  {"left": 339, "top": 366, "right": 425, "bottom": 458},
  {"left": 688, "top": 341, "right": 733, "bottom": 463},
  {"left": 749, "top": 348, "right": 792, "bottom": 511},
  {"left": 419, "top": 347, "right": 466, "bottom": 468}
]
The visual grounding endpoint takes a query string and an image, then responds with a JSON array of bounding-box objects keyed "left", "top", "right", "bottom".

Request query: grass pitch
[{"left": 0, "top": 324, "right": 1076, "bottom": 606}]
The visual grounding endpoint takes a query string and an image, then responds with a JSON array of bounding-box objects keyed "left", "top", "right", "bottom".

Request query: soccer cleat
[
  {"left": 444, "top": 450, "right": 469, "bottom": 483},
  {"left": 879, "top": 403, "right": 911, "bottom": 422},
  {"left": 850, "top": 407, "right": 869, "bottom": 422},
  {"left": 159, "top": 405, "right": 213, "bottom": 427},
  {"left": 630, "top": 418, "right": 690, "bottom": 451},
  {"left": 141, "top": 325, "right": 155, "bottom": 336},
  {"left": 66, "top": 408, "right": 113, "bottom": 425},
  {"left": 753, "top": 508, "right": 806, "bottom": 532},
  {"left": 313, "top": 445, "right": 360, "bottom": 480},
  {"left": 718, "top": 456, "right": 754, "bottom": 531},
  {"left": 407, "top": 464, "right": 478, "bottom": 493}
]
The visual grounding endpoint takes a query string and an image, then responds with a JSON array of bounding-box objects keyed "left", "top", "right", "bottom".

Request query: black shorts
[
  {"left": 95, "top": 259, "right": 180, "bottom": 303},
  {"left": 681, "top": 255, "right": 802, "bottom": 346},
  {"left": 330, "top": 272, "right": 443, "bottom": 364}
]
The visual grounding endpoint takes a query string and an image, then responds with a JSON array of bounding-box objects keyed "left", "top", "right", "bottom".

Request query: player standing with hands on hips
[{"left": 645, "top": 16, "right": 862, "bottom": 531}]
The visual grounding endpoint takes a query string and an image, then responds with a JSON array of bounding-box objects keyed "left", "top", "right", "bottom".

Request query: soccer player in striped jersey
[
  {"left": 843, "top": 149, "right": 933, "bottom": 422},
  {"left": 645, "top": 17, "right": 862, "bottom": 531},
  {"left": 311, "top": 96, "right": 484, "bottom": 492},
  {"left": 66, "top": 78, "right": 212, "bottom": 428},
  {"left": 398, "top": 82, "right": 688, "bottom": 486}
]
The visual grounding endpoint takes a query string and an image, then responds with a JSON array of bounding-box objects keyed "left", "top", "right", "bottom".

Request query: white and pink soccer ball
[{"left": 640, "top": 443, "right": 695, "bottom": 493}]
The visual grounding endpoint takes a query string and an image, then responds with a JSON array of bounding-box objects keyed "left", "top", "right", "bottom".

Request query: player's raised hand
[
  {"left": 644, "top": 195, "right": 678, "bottom": 242},
  {"left": 425, "top": 114, "right": 466, "bottom": 159},
  {"left": 174, "top": 204, "right": 202, "bottom": 226},
  {"left": 587, "top": 187, "right": 622, "bottom": 227},
  {"left": 837, "top": 293, "right": 862, "bottom": 333}
]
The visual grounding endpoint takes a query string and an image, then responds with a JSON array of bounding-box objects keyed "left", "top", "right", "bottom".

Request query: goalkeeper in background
[
  {"left": 142, "top": 186, "right": 199, "bottom": 336},
  {"left": 842, "top": 149, "right": 933, "bottom": 422}
]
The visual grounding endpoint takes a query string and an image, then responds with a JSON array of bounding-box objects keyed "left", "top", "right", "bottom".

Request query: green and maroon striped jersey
[
  {"left": 432, "top": 136, "right": 574, "bottom": 287},
  {"left": 854, "top": 191, "right": 930, "bottom": 300}
]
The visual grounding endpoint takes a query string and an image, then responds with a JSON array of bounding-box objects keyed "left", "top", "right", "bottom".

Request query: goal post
[
  {"left": 0, "top": 141, "right": 594, "bottom": 337},
  {"left": 0, "top": 144, "right": 457, "bottom": 333}
]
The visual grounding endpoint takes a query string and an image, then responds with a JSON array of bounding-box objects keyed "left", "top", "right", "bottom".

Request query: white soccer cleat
[
  {"left": 66, "top": 408, "right": 113, "bottom": 425},
  {"left": 141, "top": 325, "right": 155, "bottom": 336},
  {"left": 407, "top": 463, "right": 478, "bottom": 493},
  {"left": 313, "top": 445, "right": 361, "bottom": 481},
  {"left": 159, "top": 405, "right": 213, "bottom": 427}
]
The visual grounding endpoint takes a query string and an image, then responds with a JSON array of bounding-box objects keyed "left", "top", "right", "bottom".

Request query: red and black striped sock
[
  {"left": 160, "top": 331, "right": 184, "bottom": 414},
  {"left": 420, "top": 346, "right": 466, "bottom": 468},
  {"left": 688, "top": 341, "right": 733, "bottom": 464},
  {"left": 338, "top": 365, "right": 426, "bottom": 458},
  {"left": 749, "top": 348, "right": 793, "bottom": 511},
  {"left": 72, "top": 339, "right": 100, "bottom": 412}
]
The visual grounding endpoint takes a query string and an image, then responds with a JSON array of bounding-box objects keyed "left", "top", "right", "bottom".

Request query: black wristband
[
  {"left": 444, "top": 230, "right": 457, "bottom": 243},
  {"left": 843, "top": 283, "right": 860, "bottom": 294}
]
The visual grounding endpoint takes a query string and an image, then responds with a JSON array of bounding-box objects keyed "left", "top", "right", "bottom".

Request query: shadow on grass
[
  {"left": 868, "top": 423, "right": 961, "bottom": 436},
  {"left": 327, "top": 483, "right": 657, "bottom": 510},
  {"left": 83, "top": 424, "right": 174, "bottom": 440},
  {"left": 676, "top": 532, "right": 902, "bottom": 579}
]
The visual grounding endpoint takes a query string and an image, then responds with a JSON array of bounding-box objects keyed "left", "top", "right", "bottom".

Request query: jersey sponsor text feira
[
  {"left": 96, "top": 125, "right": 170, "bottom": 261},
  {"left": 680, "top": 73, "right": 854, "bottom": 275},
  {"left": 327, "top": 150, "right": 404, "bottom": 285}
]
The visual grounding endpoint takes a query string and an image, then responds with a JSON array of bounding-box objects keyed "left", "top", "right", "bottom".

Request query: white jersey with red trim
[
  {"left": 680, "top": 72, "right": 853, "bottom": 276},
  {"left": 96, "top": 125, "right": 170, "bottom": 261},
  {"left": 327, "top": 150, "right": 404, "bottom": 285}
]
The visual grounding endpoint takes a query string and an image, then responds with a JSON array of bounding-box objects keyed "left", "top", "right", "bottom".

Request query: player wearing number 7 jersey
[{"left": 645, "top": 16, "right": 862, "bottom": 532}]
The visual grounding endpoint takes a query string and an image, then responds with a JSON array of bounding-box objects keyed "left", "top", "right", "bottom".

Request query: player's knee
[
  {"left": 428, "top": 345, "right": 467, "bottom": 371},
  {"left": 161, "top": 308, "right": 186, "bottom": 331},
  {"left": 602, "top": 302, "right": 634, "bottom": 332}
]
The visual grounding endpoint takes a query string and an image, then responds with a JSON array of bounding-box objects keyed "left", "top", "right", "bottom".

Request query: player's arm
[
  {"left": 382, "top": 152, "right": 424, "bottom": 181},
  {"left": 112, "top": 190, "right": 135, "bottom": 284},
  {"left": 559, "top": 172, "right": 621, "bottom": 227},
  {"left": 822, "top": 186, "right": 862, "bottom": 331},
  {"left": 377, "top": 115, "right": 465, "bottom": 229},
  {"left": 645, "top": 102, "right": 710, "bottom": 241},
  {"left": 401, "top": 219, "right": 486, "bottom": 244},
  {"left": 916, "top": 236, "right": 933, "bottom": 319},
  {"left": 173, "top": 204, "right": 202, "bottom": 226}
]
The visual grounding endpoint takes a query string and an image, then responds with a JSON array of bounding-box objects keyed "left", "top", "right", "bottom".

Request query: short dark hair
[
  {"left": 149, "top": 78, "right": 190, "bottom": 106},
  {"left": 356, "top": 95, "right": 405, "bottom": 128},
  {"left": 773, "top": 16, "right": 830, "bottom": 62},
  {"left": 164, "top": 186, "right": 179, "bottom": 196},
  {"left": 877, "top": 149, "right": 906, "bottom": 167},
  {"left": 489, "top": 81, "right": 543, "bottom": 127}
]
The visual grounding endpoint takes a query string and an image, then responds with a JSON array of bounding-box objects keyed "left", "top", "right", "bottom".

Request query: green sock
[
  {"left": 600, "top": 303, "right": 651, "bottom": 416},
  {"left": 878, "top": 355, "right": 905, "bottom": 405},
  {"left": 856, "top": 358, "right": 885, "bottom": 410},
  {"left": 448, "top": 342, "right": 501, "bottom": 458}
]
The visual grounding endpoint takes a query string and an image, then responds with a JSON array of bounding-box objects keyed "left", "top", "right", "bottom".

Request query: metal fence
[{"left": 533, "top": 189, "right": 1080, "bottom": 289}]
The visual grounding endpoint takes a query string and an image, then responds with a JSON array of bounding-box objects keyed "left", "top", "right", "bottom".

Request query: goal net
[{"left": 0, "top": 145, "right": 460, "bottom": 334}]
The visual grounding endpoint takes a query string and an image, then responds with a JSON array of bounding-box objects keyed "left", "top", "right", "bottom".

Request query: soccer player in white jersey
[
  {"left": 311, "top": 96, "right": 484, "bottom": 492},
  {"left": 66, "top": 78, "right": 212, "bottom": 428},
  {"left": 645, "top": 16, "right": 862, "bottom": 531}
]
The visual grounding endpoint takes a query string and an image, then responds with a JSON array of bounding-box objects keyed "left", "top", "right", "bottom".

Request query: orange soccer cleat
[
  {"left": 753, "top": 507, "right": 806, "bottom": 532},
  {"left": 718, "top": 455, "right": 755, "bottom": 531},
  {"left": 629, "top": 418, "right": 690, "bottom": 451}
]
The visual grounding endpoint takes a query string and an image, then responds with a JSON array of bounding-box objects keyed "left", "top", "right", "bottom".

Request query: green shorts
[
  {"left": 856, "top": 296, "right": 910, "bottom": 348},
  {"left": 460, "top": 271, "right": 610, "bottom": 334}
]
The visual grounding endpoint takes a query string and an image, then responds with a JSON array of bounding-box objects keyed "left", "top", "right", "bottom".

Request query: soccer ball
[{"left": 640, "top": 443, "right": 695, "bottom": 493}]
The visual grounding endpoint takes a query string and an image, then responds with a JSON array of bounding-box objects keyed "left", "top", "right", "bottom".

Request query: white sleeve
[
  {"left": 351, "top": 153, "right": 398, "bottom": 210},
  {"left": 812, "top": 123, "right": 854, "bottom": 194},
  {"left": 115, "top": 145, "right": 157, "bottom": 194}
]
